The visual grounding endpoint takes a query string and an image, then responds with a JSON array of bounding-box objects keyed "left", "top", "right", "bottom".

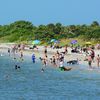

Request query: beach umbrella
[
  {"left": 50, "top": 39, "right": 56, "bottom": 42},
  {"left": 54, "top": 40, "right": 60, "bottom": 43},
  {"left": 85, "top": 42, "right": 92, "bottom": 45},
  {"left": 71, "top": 40, "right": 77, "bottom": 44},
  {"left": 32, "top": 40, "right": 40, "bottom": 45}
]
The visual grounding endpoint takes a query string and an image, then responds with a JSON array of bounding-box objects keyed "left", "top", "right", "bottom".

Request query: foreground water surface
[{"left": 0, "top": 54, "right": 100, "bottom": 100}]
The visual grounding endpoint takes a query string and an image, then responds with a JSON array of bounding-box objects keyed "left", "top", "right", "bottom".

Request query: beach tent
[{"left": 32, "top": 40, "right": 41, "bottom": 45}]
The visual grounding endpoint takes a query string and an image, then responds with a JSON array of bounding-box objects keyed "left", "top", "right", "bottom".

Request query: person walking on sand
[
  {"left": 87, "top": 55, "right": 92, "bottom": 68},
  {"left": 97, "top": 54, "right": 100, "bottom": 68}
]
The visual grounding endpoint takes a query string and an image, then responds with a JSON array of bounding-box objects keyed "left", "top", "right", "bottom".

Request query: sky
[{"left": 0, "top": 0, "right": 100, "bottom": 25}]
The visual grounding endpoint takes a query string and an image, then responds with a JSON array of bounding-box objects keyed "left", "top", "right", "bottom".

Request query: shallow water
[{"left": 0, "top": 54, "right": 100, "bottom": 100}]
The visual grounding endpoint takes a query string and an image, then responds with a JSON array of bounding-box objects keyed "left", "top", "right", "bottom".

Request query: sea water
[{"left": 0, "top": 54, "right": 100, "bottom": 100}]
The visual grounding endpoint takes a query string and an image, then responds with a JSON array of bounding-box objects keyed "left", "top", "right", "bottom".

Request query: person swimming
[
  {"left": 59, "top": 59, "right": 72, "bottom": 71},
  {"left": 15, "top": 65, "right": 20, "bottom": 70},
  {"left": 41, "top": 68, "right": 44, "bottom": 72},
  {"left": 1, "top": 53, "right": 4, "bottom": 56}
]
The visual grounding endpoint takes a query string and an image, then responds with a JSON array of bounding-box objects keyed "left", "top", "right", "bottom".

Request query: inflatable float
[{"left": 59, "top": 67, "right": 72, "bottom": 71}]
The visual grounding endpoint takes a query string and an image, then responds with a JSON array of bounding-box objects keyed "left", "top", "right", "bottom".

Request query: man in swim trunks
[{"left": 87, "top": 55, "right": 92, "bottom": 68}]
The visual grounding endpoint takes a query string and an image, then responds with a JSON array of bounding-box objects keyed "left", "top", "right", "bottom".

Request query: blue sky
[{"left": 0, "top": 0, "right": 100, "bottom": 25}]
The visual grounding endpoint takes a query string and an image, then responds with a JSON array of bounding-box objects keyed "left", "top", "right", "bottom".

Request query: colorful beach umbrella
[
  {"left": 32, "top": 40, "right": 40, "bottom": 45},
  {"left": 71, "top": 40, "right": 77, "bottom": 44},
  {"left": 50, "top": 39, "right": 56, "bottom": 42},
  {"left": 54, "top": 40, "right": 60, "bottom": 43},
  {"left": 85, "top": 42, "right": 92, "bottom": 45}
]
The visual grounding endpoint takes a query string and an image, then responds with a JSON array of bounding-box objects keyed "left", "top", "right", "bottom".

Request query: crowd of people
[
  {"left": 1, "top": 43, "right": 99, "bottom": 72},
  {"left": 7, "top": 44, "right": 24, "bottom": 70},
  {"left": 33, "top": 45, "right": 100, "bottom": 72}
]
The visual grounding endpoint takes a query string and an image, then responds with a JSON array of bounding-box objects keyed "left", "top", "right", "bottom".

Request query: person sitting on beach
[{"left": 97, "top": 54, "right": 100, "bottom": 68}]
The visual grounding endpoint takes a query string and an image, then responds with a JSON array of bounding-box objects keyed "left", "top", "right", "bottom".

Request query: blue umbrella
[
  {"left": 32, "top": 40, "right": 40, "bottom": 45},
  {"left": 54, "top": 40, "right": 60, "bottom": 43},
  {"left": 71, "top": 40, "right": 77, "bottom": 44},
  {"left": 50, "top": 39, "right": 56, "bottom": 42}
]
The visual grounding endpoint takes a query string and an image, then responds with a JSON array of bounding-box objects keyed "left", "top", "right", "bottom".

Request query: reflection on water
[{"left": 0, "top": 55, "right": 100, "bottom": 100}]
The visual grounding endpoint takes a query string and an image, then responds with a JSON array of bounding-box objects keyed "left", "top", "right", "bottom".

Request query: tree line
[{"left": 0, "top": 20, "right": 100, "bottom": 42}]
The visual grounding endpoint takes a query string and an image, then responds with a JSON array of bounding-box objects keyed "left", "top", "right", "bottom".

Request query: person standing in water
[
  {"left": 52, "top": 56, "right": 57, "bottom": 66},
  {"left": 32, "top": 54, "right": 36, "bottom": 63},
  {"left": 41, "top": 55, "right": 48, "bottom": 72},
  {"left": 20, "top": 51, "right": 24, "bottom": 61},
  {"left": 44, "top": 46, "right": 47, "bottom": 55},
  {"left": 64, "top": 45, "right": 68, "bottom": 54},
  {"left": 87, "top": 55, "right": 92, "bottom": 68},
  {"left": 8, "top": 48, "right": 11, "bottom": 56},
  {"left": 59, "top": 59, "right": 64, "bottom": 71},
  {"left": 90, "top": 49, "right": 95, "bottom": 62},
  {"left": 43, "top": 55, "right": 48, "bottom": 67},
  {"left": 97, "top": 54, "right": 100, "bottom": 68},
  {"left": 12, "top": 46, "right": 16, "bottom": 59}
]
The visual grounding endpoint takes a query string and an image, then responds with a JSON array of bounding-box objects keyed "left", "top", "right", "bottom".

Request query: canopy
[{"left": 32, "top": 40, "right": 40, "bottom": 45}]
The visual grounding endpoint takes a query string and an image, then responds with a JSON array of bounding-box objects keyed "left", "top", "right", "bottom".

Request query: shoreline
[{"left": 0, "top": 43, "right": 100, "bottom": 68}]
